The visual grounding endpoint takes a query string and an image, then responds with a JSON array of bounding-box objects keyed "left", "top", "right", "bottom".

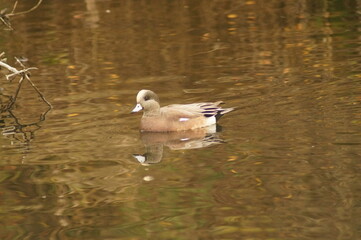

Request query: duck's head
[{"left": 131, "top": 89, "right": 160, "bottom": 114}]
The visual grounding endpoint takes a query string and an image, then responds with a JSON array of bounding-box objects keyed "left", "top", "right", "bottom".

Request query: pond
[{"left": 0, "top": 0, "right": 360, "bottom": 239}]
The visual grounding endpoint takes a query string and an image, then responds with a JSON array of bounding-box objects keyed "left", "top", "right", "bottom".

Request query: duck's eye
[{"left": 144, "top": 95, "right": 150, "bottom": 101}]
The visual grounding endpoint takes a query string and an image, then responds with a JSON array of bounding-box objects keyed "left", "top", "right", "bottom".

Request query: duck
[{"left": 131, "top": 89, "right": 234, "bottom": 132}]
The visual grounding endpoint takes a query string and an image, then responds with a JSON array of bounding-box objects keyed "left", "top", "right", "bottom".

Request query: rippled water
[{"left": 0, "top": 0, "right": 360, "bottom": 239}]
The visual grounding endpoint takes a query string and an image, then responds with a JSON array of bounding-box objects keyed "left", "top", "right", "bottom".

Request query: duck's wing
[
  {"left": 162, "top": 102, "right": 234, "bottom": 120},
  {"left": 160, "top": 104, "right": 203, "bottom": 121}
]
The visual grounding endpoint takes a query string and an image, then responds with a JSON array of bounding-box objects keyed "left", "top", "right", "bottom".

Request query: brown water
[{"left": 0, "top": 0, "right": 360, "bottom": 239}]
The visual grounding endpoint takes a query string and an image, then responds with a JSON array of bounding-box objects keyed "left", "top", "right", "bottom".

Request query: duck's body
[{"left": 132, "top": 90, "right": 234, "bottom": 132}]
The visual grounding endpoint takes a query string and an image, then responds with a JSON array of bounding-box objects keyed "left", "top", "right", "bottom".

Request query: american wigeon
[{"left": 131, "top": 89, "right": 234, "bottom": 132}]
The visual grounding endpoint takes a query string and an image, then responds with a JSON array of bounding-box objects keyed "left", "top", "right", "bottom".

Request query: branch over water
[
  {"left": 0, "top": 0, "right": 43, "bottom": 30},
  {"left": 0, "top": 52, "right": 52, "bottom": 110}
]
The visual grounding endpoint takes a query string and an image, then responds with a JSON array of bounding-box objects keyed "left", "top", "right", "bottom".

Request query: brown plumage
[{"left": 132, "top": 89, "right": 234, "bottom": 132}]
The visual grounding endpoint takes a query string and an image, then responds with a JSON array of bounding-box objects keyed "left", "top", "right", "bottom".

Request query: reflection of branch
[
  {"left": 2, "top": 110, "right": 38, "bottom": 139},
  {"left": 0, "top": 89, "right": 51, "bottom": 144},
  {"left": 1, "top": 103, "right": 51, "bottom": 145},
  {"left": 0, "top": 0, "right": 43, "bottom": 30}
]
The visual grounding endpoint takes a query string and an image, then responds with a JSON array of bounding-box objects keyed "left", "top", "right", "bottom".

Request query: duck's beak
[{"left": 131, "top": 103, "right": 143, "bottom": 113}]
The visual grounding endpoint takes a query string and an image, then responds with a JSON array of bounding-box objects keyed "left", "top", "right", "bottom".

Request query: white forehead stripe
[{"left": 179, "top": 118, "right": 189, "bottom": 122}]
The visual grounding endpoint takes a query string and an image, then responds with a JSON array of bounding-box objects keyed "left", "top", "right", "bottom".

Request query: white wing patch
[
  {"left": 205, "top": 116, "right": 216, "bottom": 126},
  {"left": 179, "top": 118, "right": 190, "bottom": 122}
]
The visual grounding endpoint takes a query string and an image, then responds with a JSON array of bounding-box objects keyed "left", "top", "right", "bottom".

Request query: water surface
[{"left": 0, "top": 0, "right": 360, "bottom": 239}]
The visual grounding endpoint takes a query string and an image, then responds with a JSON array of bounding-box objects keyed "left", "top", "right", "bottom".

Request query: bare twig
[
  {"left": 0, "top": 0, "right": 43, "bottom": 30},
  {"left": 7, "top": 0, "right": 43, "bottom": 17},
  {"left": 24, "top": 72, "right": 52, "bottom": 107},
  {"left": 6, "top": 67, "right": 38, "bottom": 80},
  {"left": 0, "top": 59, "right": 18, "bottom": 75},
  {"left": 10, "top": 1, "right": 18, "bottom": 15},
  {"left": 0, "top": 54, "right": 52, "bottom": 109},
  {"left": 5, "top": 74, "right": 25, "bottom": 110},
  {"left": 0, "top": 8, "right": 12, "bottom": 30},
  {"left": 0, "top": 59, "right": 37, "bottom": 81},
  {"left": 0, "top": 15, "right": 12, "bottom": 30}
]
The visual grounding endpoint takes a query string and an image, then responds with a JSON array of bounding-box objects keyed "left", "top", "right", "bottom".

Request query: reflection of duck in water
[
  {"left": 131, "top": 90, "right": 234, "bottom": 132},
  {"left": 131, "top": 90, "right": 234, "bottom": 164},
  {"left": 133, "top": 126, "right": 224, "bottom": 165}
]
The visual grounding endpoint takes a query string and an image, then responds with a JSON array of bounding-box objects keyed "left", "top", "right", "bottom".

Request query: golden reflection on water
[
  {"left": 134, "top": 126, "right": 223, "bottom": 164},
  {"left": 0, "top": 0, "right": 360, "bottom": 239}
]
